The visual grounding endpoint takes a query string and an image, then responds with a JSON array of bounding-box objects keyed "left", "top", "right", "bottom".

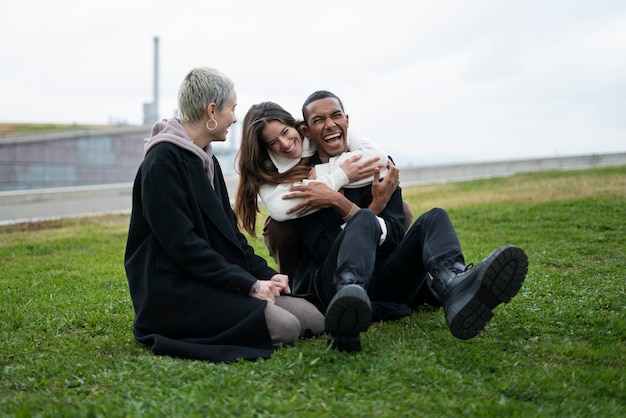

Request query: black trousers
[
  {"left": 317, "top": 208, "right": 463, "bottom": 307},
  {"left": 263, "top": 201, "right": 414, "bottom": 279},
  {"left": 265, "top": 208, "right": 464, "bottom": 309}
]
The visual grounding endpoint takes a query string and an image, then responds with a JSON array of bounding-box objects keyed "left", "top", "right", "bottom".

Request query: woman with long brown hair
[{"left": 235, "top": 101, "right": 388, "bottom": 236}]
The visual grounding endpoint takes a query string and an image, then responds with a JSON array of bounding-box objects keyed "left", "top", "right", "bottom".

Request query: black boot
[
  {"left": 431, "top": 245, "right": 528, "bottom": 340},
  {"left": 325, "top": 275, "right": 372, "bottom": 352}
]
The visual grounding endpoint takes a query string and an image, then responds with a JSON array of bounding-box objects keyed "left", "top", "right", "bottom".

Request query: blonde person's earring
[{"left": 206, "top": 118, "right": 217, "bottom": 131}]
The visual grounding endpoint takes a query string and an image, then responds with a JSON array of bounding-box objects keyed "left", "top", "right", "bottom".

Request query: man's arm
[
  {"left": 284, "top": 182, "right": 355, "bottom": 219},
  {"left": 367, "top": 161, "right": 400, "bottom": 214},
  {"left": 259, "top": 153, "right": 382, "bottom": 222},
  {"left": 285, "top": 160, "right": 400, "bottom": 218}
]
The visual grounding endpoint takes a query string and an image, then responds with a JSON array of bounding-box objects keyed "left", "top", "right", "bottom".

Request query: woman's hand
[
  {"left": 271, "top": 274, "right": 291, "bottom": 295},
  {"left": 339, "top": 154, "right": 384, "bottom": 183},
  {"left": 249, "top": 275, "right": 291, "bottom": 304},
  {"left": 249, "top": 280, "right": 281, "bottom": 304}
]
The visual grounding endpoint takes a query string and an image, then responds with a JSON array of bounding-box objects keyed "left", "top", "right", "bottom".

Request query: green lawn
[
  {"left": 1, "top": 165, "right": 624, "bottom": 417},
  {"left": 0, "top": 123, "right": 110, "bottom": 135}
]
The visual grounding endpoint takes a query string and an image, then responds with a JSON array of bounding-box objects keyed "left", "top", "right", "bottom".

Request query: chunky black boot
[
  {"left": 325, "top": 283, "right": 372, "bottom": 352},
  {"left": 431, "top": 245, "right": 528, "bottom": 340}
]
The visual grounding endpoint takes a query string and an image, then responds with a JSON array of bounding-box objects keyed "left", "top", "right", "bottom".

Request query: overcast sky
[{"left": 2, "top": 0, "right": 625, "bottom": 165}]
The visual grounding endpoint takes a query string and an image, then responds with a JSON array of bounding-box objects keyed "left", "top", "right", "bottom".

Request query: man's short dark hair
[{"left": 301, "top": 90, "right": 345, "bottom": 125}]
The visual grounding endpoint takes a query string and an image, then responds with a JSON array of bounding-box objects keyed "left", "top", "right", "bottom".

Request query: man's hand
[
  {"left": 339, "top": 154, "right": 384, "bottom": 183},
  {"left": 369, "top": 160, "right": 400, "bottom": 214},
  {"left": 284, "top": 182, "right": 350, "bottom": 217}
]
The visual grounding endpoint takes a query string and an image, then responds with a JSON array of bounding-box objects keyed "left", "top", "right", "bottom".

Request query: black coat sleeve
[{"left": 137, "top": 144, "right": 273, "bottom": 293}]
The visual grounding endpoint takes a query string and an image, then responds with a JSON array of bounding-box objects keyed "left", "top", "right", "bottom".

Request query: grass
[
  {"left": 1, "top": 165, "right": 625, "bottom": 417},
  {"left": 0, "top": 123, "right": 111, "bottom": 135}
]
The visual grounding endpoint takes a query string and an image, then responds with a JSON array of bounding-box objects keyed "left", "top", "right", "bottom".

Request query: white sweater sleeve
[
  {"left": 259, "top": 182, "right": 320, "bottom": 222},
  {"left": 318, "top": 129, "right": 389, "bottom": 188}
]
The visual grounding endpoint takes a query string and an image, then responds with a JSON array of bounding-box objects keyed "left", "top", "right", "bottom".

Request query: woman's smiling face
[{"left": 261, "top": 120, "right": 304, "bottom": 159}]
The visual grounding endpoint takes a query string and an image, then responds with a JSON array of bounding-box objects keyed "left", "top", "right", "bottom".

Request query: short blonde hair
[{"left": 177, "top": 67, "right": 234, "bottom": 125}]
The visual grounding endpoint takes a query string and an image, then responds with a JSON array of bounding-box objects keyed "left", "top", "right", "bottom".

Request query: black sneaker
[
  {"left": 325, "top": 284, "right": 372, "bottom": 352},
  {"left": 435, "top": 245, "right": 528, "bottom": 339}
]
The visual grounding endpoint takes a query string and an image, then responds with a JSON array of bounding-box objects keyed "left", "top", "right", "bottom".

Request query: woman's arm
[
  {"left": 313, "top": 129, "right": 389, "bottom": 188},
  {"left": 259, "top": 181, "right": 355, "bottom": 222},
  {"left": 260, "top": 129, "right": 390, "bottom": 220},
  {"left": 260, "top": 183, "right": 311, "bottom": 222}
]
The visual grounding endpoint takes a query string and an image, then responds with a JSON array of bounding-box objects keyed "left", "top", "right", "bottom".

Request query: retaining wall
[{"left": 1, "top": 152, "right": 624, "bottom": 225}]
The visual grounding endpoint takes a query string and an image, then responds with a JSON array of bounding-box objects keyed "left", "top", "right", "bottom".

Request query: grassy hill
[
  {"left": 1, "top": 165, "right": 624, "bottom": 417},
  {"left": 0, "top": 123, "right": 114, "bottom": 135}
]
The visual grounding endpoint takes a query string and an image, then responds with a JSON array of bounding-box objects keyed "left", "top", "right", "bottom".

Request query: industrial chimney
[{"left": 143, "top": 36, "right": 160, "bottom": 125}]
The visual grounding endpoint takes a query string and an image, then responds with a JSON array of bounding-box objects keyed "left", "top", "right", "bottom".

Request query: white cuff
[{"left": 376, "top": 216, "right": 387, "bottom": 246}]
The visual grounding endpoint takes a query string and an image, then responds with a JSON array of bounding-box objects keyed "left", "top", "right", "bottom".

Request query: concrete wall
[
  {"left": 0, "top": 125, "right": 239, "bottom": 192},
  {"left": 398, "top": 152, "right": 626, "bottom": 185},
  {"left": 0, "top": 127, "right": 148, "bottom": 191},
  {"left": 1, "top": 152, "right": 624, "bottom": 225}
]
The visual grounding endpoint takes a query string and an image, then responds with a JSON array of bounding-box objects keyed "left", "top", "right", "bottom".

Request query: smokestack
[
  {"left": 142, "top": 36, "right": 161, "bottom": 125},
  {"left": 153, "top": 36, "right": 159, "bottom": 121}
]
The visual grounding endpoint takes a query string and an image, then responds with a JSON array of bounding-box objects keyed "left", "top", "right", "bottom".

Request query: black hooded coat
[{"left": 124, "top": 118, "right": 275, "bottom": 362}]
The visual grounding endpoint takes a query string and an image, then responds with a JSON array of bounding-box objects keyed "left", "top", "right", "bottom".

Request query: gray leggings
[{"left": 265, "top": 296, "right": 325, "bottom": 346}]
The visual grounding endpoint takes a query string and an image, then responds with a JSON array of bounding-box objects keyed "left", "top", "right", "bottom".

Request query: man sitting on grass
[{"left": 267, "top": 90, "right": 529, "bottom": 352}]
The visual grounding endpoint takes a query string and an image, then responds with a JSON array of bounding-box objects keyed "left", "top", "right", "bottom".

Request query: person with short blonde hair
[{"left": 124, "top": 68, "right": 324, "bottom": 363}]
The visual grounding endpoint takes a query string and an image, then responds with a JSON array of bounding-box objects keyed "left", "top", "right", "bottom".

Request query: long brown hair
[{"left": 235, "top": 102, "right": 311, "bottom": 236}]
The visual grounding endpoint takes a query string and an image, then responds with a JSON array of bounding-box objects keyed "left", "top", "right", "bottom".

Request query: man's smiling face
[{"left": 303, "top": 97, "right": 349, "bottom": 162}]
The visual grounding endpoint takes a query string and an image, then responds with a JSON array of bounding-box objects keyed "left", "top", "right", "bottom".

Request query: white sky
[{"left": 2, "top": 0, "right": 625, "bottom": 165}]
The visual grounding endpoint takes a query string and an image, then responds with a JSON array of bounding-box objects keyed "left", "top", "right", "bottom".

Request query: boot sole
[
  {"left": 447, "top": 245, "right": 528, "bottom": 339},
  {"left": 327, "top": 333, "right": 363, "bottom": 352},
  {"left": 325, "top": 284, "right": 372, "bottom": 352}
]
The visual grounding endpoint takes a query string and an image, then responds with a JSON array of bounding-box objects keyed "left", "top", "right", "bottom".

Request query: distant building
[{"left": 0, "top": 122, "right": 243, "bottom": 191}]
